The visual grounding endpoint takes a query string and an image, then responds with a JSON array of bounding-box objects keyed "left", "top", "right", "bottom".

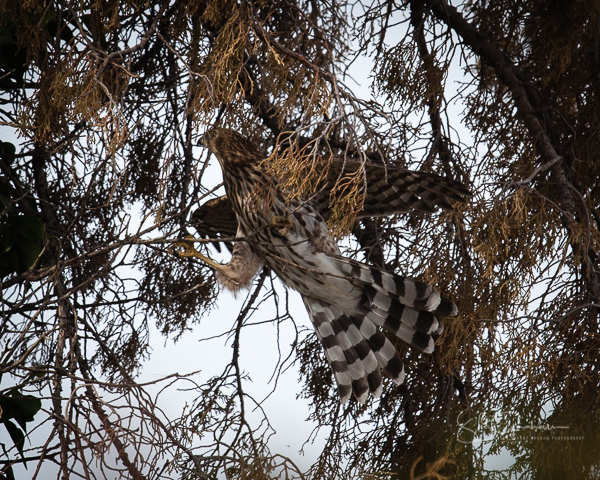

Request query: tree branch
[{"left": 418, "top": 0, "right": 560, "bottom": 167}]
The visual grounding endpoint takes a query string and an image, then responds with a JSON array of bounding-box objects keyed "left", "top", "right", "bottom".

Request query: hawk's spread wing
[
  {"left": 191, "top": 161, "right": 469, "bottom": 242},
  {"left": 314, "top": 160, "right": 470, "bottom": 220}
]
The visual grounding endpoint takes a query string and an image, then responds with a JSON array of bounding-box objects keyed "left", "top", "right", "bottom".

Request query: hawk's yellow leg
[
  {"left": 169, "top": 237, "right": 224, "bottom": 272},
  {"left": 169, "top": 237, "right": 241, "bottom": 287}
]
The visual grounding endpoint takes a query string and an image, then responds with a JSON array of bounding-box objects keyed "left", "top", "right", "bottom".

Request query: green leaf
[
  {"left": 0, "top": 28, "right": 28, "bottom": 84},
  {"left": 0, "top": 213, "right": 44, "bottom": 277},
  {"left": 0, "top": 253, "right": 18, "bottom": 277},
  {"left": 0, "top": 395, "right": 19, "bottom": 422},
  {"left": 14, "top": 395, "right": 41, "bottom": 424},
  {"left": 17, "top": 240, "right": 41, "bottom": 270},
  {"left": 3, "top": 421, "right": 24, "bottom": 458},
  {"left": 12, "top": 216, "right": 44, "bottom": 240},
  {"left": 0, "top": 392, "right": 42, "bottom": 432},
  {"left": 0, "top": 226, "right": 17, "bottom": 255},
  {"left": 1, "top": 464, "right": 16, "bottom": 480},
  {"left": 0, "top": 22, "right": 17, "bottom": 46}
]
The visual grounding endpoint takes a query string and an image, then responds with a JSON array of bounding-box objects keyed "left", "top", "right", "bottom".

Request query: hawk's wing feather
[
  {"left": 191, "top": 162, "right": 468, "bottom": 243},
  {"left": 315, "top": 160, "right": 470, "bottom": 220},
  {"left": 190, "top": 196, "right": 238, "bottom": 251}
]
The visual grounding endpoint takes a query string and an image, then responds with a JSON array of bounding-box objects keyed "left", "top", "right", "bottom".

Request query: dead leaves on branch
[{"left": 263, "top": 134, "right": 368, "bottom": 237}]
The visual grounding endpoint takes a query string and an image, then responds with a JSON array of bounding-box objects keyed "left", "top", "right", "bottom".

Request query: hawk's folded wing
[{"left": 190, "top": 196, "right": 238, "bottom": 252}]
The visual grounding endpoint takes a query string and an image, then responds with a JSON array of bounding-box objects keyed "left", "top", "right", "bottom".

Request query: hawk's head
[{"left": 199, "top": 129, "right": 263, "bottom": 168}]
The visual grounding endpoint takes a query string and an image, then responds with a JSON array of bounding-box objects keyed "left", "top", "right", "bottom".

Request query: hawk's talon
[
  {"left": 270, "top": 215, "right": 294, "bottom": 238},
  {"left": 169, "top": 238, "right": 224, "bottom": 272}
]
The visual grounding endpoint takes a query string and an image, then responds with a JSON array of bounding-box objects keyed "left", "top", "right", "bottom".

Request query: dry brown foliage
[{"left": 0, "top": 0, "right": 599, "bottom": 479}]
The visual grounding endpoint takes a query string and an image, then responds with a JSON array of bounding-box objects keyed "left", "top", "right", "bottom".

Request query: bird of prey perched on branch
[{"left": 185, "top": 129, "right": 468, "bottom": 404}]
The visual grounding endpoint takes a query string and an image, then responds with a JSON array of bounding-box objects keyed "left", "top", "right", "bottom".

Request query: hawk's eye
[{"left": 199, "top": 130, "right": 218, "bottom": 147}]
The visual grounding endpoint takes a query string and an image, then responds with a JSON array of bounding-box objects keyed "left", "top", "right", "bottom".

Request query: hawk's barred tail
[
  {"left": 335, "top": 256, "right": 456, "bottom": 352},
  {"left": 336, "top": 256, "right": 458, "bottom": 342},
  {"left": 334, "top": 256, "right": 457, "bottom": 316},
  {"left": 303, "top": 297, "right": 405, "bottom": 404},
  {"left": 302, "top": 257, "right": 457, "bottom": 403}
]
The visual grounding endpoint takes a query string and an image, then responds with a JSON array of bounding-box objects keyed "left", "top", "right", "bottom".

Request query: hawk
[{"left": 189, "top": 129, "right": 468, "bottom": 404}]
